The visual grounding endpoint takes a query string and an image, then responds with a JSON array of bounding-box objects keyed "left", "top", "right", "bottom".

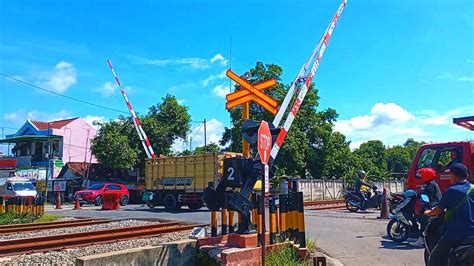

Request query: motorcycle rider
[
  {"left": 354, "top": 170, "right": 371, "bottom": 210},
  {"left": 409, "top": 168, "right": 442, "bottom": 247},
  {"left": 425, "top": 163, "right": 474, "bottom": 266}
]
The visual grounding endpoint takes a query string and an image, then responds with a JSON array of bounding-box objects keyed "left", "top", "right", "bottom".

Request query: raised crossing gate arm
[
  {"left": 106, "top": 59, "right": 157, "bottom": 159},
  {"left": 269, "top": 0, "right": 347, "bottom": 164}
]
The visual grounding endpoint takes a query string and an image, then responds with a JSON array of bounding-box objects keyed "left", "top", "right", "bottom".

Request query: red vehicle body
[
  {"left": 407, "top": 141, "right": 474, "bottom": 192},
  {"left": 75, "top": 183, "right": 129, "bottom": 206}
]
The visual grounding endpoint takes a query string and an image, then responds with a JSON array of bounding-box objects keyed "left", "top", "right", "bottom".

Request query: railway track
[
  {"left": 304, "top": 199, "right": 346, "bottom": 210},
  {"left": 0, "top": 221, "right": 202, "bottom": 257},
  {"left": 0, "top": 219, "right": 111, "bottom": 234}
]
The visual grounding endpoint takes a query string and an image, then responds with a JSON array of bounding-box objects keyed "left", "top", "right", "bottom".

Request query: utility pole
[
  {"left": 1, "top": 127, "right": 4, "bottom": 156},
  {"left": 203, "top": 119, "right": 207, "bottom": 153},
  {"left": 45, "top": 122, "right": 52, "bottom": 199},
  {"left": 189, "top": 137, "right": 192, "bottom": 151}
]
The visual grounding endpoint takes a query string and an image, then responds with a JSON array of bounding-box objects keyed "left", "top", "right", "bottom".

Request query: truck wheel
[
  {"left": 187, "top": 203, "right": 203, "bottom": 210},
  {"left": 163, "top": 194, "right": 178, "bottom": 211}
]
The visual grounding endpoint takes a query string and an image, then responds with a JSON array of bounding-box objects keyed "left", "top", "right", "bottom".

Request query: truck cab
[
  {"left": 407, "top": 141, "right": 474, "bottom": 192},
  {"left": 0, "top": 177, "right": 38, "bottom": 199}
]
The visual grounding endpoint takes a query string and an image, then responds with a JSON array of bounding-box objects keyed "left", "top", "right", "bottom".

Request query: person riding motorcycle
[
  {"left": 409, "top": 168, "right": 442, "bottom": 247},
  {"left": 424, "top": 163, "right": 474, "bottom": 266},
  {"left": 354, "top": 170, "right": 371, "bottom": 210}
]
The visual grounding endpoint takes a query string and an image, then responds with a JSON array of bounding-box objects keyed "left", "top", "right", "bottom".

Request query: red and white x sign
[{"left": 225, "top": 69, "right": 278, "bottom": 115}]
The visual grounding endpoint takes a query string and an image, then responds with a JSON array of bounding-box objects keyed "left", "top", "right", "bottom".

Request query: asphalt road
[
  {"left": 46, "top": 204, "right": 424, "bottom": 266},
  {"left": 304, "top": 209, "right": 424, "bottom": 266}
]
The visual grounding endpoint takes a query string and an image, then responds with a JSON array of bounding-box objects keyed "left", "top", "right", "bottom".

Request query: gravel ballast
[
  {"left": 0, "top": 229, "right": 192, "bottom": 265},
  {"left": 0, "top": 219, "right": 156, "bottom": 241}
]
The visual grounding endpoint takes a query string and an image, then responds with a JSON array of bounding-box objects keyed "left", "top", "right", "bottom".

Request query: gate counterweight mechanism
[{"left": 203, "top": 0, "right": 348, "bottom": 234}]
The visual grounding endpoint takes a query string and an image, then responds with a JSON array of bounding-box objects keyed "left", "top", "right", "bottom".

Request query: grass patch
[
  {"left": 306, "top": 238, "right": 317, "bottom": 254},
  {"left": 37, "top": 214, "right": 61, "bottom": 223},
  {"left": 266, "top": 244, "right": 310, "bottom": 266},
  {"left": 265, "top": 238, "right": 317, "bottom": 266},
  {"left": 0, "top": 211, "right": 61, "bottom": 225}
]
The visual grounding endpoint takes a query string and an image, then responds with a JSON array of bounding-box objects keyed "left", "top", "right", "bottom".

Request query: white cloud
[
  {"left": 457, "top": 76, "right": 474, "bottom": 82},
  {"left": 129, "top": 53, "right": 228, "bottom": 70},
  {"left": 336, "top": 103, "right": 474, "bottom": 149},
  {"left": 201, "top": 70, "right": 227, "bottom": 86},
  {"left": 422, "top": 115, "right": 450, "bottom": 126},
  {"left": 96, "top": 82, "right": 117, "bottom": 96},
  {"left": 177, "top": 99, "right": 186, "bottom": 105},
  {"left": 172, "top": 118, "right": 225, "bottom": 152},
  {"left": 334, "top": 102, "right": 414, "bottom": 135},
  {"left": 212, "top": 83, "right": 230, "bottom": 97},
  {"left": 467, "top": 59, "right": 473, "bottom": 64},
  {"left": 4, "top": 109, "right": 72, "bottom": 125},
  {"left": 4, "top": 112, "right": 19, "bottom": 122},
  {"left": 83, "top": 115, "right": 106, "bottom": 126},
  {"left": 437, "top": 72, "right": 473, "bottom": 82},
  {"left": 38, "top": 61, "right": 77, "bottom": 93},
  {"left": 210, "top": 53, "right": 228, "bottom": 66}
]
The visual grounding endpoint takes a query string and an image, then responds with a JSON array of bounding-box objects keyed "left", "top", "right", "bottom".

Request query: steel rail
[
  {"left": 0, "top": 219, "right": 111, "bottom": 234},
  {"left": 0, "top": 221, "right": 201, "bottom": 257},
  {"left": 0, "top": 218, "right": 97, "bottom": 229}
]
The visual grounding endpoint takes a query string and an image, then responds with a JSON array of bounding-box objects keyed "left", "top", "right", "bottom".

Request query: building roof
[{"left": 31, "top": 117, "right": 79, "bottom": 130}]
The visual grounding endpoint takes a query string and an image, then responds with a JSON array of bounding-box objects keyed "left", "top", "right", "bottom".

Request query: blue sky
[{"left": 0, "top": 0, "right": 473, "bottom": 153}]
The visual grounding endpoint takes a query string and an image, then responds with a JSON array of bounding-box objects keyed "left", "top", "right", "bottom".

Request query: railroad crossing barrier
[{"left": 0, "top": 196, "right": 44, "bottom": 215}]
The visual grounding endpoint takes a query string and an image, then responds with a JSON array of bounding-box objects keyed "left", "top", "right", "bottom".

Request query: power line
[
  {"left": 1, "top": 73, "right": 206, "bottom": 125},
  {"left": 0, "top": 126, "right": 19, "bottom": 130},
  {"left": 1, "top": 73, "right": 129, "bottom": 114},
  {"left": 191, "top": 122, "right": 204, "bottom": 141}
]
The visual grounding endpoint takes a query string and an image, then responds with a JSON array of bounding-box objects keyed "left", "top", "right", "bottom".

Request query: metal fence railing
[{"left": 297, "top": 179, "right": 406, "bottom": 201}]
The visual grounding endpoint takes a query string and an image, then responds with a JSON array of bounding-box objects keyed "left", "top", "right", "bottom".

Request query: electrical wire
[
  {"left": 1, "top": 73, "right": 205, "bottom": 124},
  {"left": 1, "top": 73, "right": 129, "bottom": 114}
]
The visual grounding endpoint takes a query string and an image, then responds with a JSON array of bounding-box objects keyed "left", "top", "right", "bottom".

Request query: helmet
[
  {"left": 417, "top": 168, "right": 436, "bottom": 182},
  {"left": 356, "top": 170, "right": 366, "bottom": 177}
]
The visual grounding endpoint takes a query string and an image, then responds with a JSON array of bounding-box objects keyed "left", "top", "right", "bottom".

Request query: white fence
[{"left": 297, "top": 179, "right": 406, "bottom": 202}]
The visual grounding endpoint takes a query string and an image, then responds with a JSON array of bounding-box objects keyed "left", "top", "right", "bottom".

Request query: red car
[{"left": 75, "top": 183, "right": 130, "bottom": 206}]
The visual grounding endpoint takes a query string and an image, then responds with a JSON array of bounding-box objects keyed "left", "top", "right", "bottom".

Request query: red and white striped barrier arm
[
  {"left": 270, "top": 0, "right": 347, "bottom": 161},
  {"left": 107, "top": 59, "right": 157, "bottom": 159}
]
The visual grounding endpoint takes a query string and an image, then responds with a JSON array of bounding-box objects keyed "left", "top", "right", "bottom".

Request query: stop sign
[{"left": 258, "top": 121, "right": 272, "bottom": 165}]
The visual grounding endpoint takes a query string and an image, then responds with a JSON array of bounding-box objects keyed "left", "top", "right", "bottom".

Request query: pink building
[{"left": 0, "top": 117, "right": 97, "bottom": 168}]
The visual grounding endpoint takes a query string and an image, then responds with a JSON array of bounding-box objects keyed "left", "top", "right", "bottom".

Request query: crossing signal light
[{"left": 242, "top": 119, "right": 280, "bottom": 147}]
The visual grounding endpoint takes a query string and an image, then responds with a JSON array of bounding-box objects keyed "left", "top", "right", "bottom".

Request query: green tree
[
  {"left": 91, "top": 94, "right": 191, "bottom": 170},
  {"left": 144, "top": 94, "right": 191, "bottom": 157},
  {"left": 385, "top": 145, "right": 411, "bottom": 173},
  {"left": 403, "top": 138, "right": 426, "bottom": 160},
  {"left": 91, "top": 119, "right": 138, "bottom": 169},
  {"left": 352, "top": 140, "right": 389, "bottom": 180},
  {"left": 220, "top": 62, "right": 346, "bottom": 179},
  {"left": 178, "top": 143, "right": 221, "bottom": 156}
]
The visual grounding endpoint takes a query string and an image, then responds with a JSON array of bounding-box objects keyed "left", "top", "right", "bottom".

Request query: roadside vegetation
[
  {"left": 91, "top": 62, "right": 424, "bottom": 182},
  {"left": 266, "top": 238, "right": 317, "bottom": 266},
  {"left": 0, "top": 211, "right": 61, "bottom": 225}
]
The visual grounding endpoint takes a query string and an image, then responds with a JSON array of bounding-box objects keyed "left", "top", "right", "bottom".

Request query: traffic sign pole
[{"left": 257, "top": 121, "right": 271, "bottom": 266}]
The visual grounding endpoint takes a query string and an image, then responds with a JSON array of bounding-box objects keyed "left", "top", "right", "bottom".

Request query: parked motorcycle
[
  {"left": 424, "top": 215, "right": 474, "bottom": 266},
  {"left": 345, "top": 185, "right": 383, "bottom": 212},
  {"left": 386, "top": 190, "right": 429, "bottom": 242}
]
